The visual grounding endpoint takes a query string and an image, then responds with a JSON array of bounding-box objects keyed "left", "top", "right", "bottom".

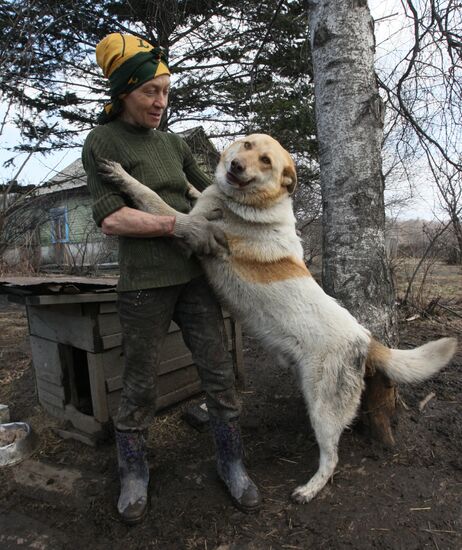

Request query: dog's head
[{"left": 215, "top": 134, "right": 297, "bottom": 207}]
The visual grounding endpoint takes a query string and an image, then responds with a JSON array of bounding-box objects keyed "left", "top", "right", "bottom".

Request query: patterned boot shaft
[
  {"left": 209, "top": 416, "right": 261, "bottom": 512},
  {"left": 115, "top": 429, "right": 149, "bottom": 524}
]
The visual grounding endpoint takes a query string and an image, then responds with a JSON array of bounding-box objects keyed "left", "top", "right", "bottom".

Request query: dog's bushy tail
[{"left": 367, "top": 337, "right": 457, "bottom": 384}]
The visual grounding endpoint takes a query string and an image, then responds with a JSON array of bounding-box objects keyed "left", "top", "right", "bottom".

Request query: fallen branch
[
  {"left": 397, "top": 394, "right": 410, "bottom": 410},
  {"left": 419, "top": 392, "right": 436, "bottom": 411},
  {"left": 435, "top": 302, "right": 462, "bottom": 320}
]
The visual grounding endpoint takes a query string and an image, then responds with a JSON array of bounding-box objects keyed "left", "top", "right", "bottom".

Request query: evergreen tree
[{"left": 1, "top": 0, "right": 315, "bottom": 161}]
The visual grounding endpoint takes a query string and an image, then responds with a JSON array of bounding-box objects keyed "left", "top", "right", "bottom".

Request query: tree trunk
[
  {"left": 451, "top": 216, "right": 462, "bottom": 264},
  {"left": 307, "top": 0, "right": 398, "bottom": 445}
]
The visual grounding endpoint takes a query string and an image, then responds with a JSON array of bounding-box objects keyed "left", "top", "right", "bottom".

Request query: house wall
[
  {"left": 40, "top": 194, "right": 94, "bottom": 246},
  {"left": 36, "top": 191, "right": 117, "bottom": 267},
  {"left": 3, "top": 189, "right": 117, "bottom": 269}
]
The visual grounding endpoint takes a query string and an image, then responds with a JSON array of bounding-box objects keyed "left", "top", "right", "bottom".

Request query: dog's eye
[
  {"left": 244, "top": 141, "right": 252, "bottom": 150},
  {"left": 260, "top": 155, "right": 271, "bottom": 165}
]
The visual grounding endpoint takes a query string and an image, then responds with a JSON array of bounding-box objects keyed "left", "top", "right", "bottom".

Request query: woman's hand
[{"left": 173, "top": 213, "right": 228, "bottom": 257}]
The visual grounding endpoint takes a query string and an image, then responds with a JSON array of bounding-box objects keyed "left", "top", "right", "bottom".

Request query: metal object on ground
[{"left": 0, "top": 422, "right": 37, "bottom": 467}]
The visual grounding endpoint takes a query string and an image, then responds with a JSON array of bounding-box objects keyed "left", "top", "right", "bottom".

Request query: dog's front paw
[
  {"left": 204, "top": 207, "right": 224, "bottom": 221},
  {"left": 96, "top": 158, "right": 129, "bottom": 188},
  {"left": 291, "top": 485, "right": 316, "bottom": 504},
  {"left": 186, "top": 183, "right": 202, "bottom": 201}
]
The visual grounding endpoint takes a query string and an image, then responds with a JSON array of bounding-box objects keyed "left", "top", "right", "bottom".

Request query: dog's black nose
[{"left": 230, "top": 158, "right": 245, "bottom": 173}]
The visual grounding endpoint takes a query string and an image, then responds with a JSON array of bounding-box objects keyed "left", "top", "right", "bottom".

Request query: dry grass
[
  {"left": 0, "top": 308, "right": 30, "bottom": 395},
  {"left": 392, "top": 258, "right": 461, "bottom": 311}
]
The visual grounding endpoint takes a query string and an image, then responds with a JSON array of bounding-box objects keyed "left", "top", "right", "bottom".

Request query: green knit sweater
[{"left": 82, "top": 119, "right": 213, "bottom": 291}]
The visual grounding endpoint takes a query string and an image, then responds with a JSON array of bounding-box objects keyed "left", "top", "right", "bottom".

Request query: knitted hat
[{"left": 96, "top": 33, "right": 170, "bottom": 123}]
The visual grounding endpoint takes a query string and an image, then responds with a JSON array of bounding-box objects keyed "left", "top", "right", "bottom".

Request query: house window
[{"left": 50, "top": 207, "right": 69, "bottom": 243}]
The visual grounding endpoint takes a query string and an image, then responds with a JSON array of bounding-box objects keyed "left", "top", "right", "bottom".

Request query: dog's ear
[{"left": 282, "top": 164, "right": 297, "bottom": 195}]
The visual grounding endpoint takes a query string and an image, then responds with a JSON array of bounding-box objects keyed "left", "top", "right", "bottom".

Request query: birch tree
[{"left": 307, "top": 0, "right": 398, "bottom": 445}]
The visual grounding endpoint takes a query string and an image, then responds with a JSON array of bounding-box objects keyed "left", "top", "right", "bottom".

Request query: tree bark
[{"left": 307, "top": 0, "right": 398, "bottom": 445}]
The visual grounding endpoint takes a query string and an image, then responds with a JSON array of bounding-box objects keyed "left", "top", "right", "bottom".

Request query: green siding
[
  {"left": 40, "top": 194, "right": 103, "bottom": 246},
  {"left": 67, "top": 197, "right": 100, "bottom": 243}
]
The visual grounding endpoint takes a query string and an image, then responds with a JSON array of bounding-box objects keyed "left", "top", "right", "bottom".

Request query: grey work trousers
[{"left": 115, "top": 276, "right": 240, "bottom": 431}]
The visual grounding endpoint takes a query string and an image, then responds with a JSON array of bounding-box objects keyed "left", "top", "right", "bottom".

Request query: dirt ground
[{"left": 0, "top": 290, "right": 461, "bottom": 549}]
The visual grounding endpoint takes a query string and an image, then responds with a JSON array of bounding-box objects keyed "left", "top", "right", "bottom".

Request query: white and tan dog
[{"left": 98, "top": 134, "right": 457, "bottom": 504}]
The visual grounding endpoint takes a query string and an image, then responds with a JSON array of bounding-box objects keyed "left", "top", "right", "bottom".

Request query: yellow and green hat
[{"left": 96, "top": 33, "right": 170, "bottom": 123}]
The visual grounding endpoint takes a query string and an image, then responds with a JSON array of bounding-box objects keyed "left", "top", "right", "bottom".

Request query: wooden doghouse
[{"left": 1, "top": 277, "right": 244, "bottom": 445}]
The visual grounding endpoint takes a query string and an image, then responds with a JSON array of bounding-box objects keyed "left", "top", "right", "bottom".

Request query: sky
[
  {"left": 0, "top": 104, "right": 82, "bottom": 187},
  {"left": 0, "top": 1, "right": 445, "bottom": 220},
  {"left": 371, "top": 0, "right": 442, "bottom": 220}
]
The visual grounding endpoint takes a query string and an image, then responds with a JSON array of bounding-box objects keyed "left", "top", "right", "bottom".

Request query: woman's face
[{"left": 120, "top": 74, "right": 170, "bottom": 129}]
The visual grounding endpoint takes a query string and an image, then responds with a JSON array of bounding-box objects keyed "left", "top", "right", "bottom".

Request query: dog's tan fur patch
[{"left": 230, "top": 255, "right": 311, "bottom": 283}]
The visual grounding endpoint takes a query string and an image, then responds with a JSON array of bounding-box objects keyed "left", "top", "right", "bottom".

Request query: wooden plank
[
  {"left": 100, "top": 347, "right": 124, "bottom": 379},
  {"left": 98, "top": 303, "right": 225, "bottom": 319},
  {"left": 105, "top": 355, "right": 200, "bottom": 392},
  {"left": 106, "top": 391, "right": 122, "bottom": 417},
  {"left": 64, "top": 404, "right": 104, "bottom": 435},
  {"left": 156, "top": 380, "right": 202, "bottom": 410},
  {"left": 37, "top": 387, "right": 65, "bottom": 409},
  {"left": 106, "top": 380, "right": 203, "bottom": 417},
  {"left": 80, "top": 302, "right": 99, "bottom": 317},
  {"left": 223, "top": 317, "right": 231, "bottom": 332},
  {"left": 25, "top": 292, "right": 117, "bottom": 306},
  {"left": 40, "top": 400, "right": 68, "bottom": 420},
  {"left": 158, "top": 365, "right": 200, "bottom": 396},
  {"left": 36, "top": 377, "right": 66, "bottom": 399},
  {"left": 27, "top": 304, "right": 97, "bottom": 352},
  {"left": 99, "top": 301, "right": 118, "bottom": 314},
  {"left": 99, "top": 333, "right": 122, "bottom": 351},
  {"left": 86, "top": 353, "right": 110, "bottom": 423},
  {"left": 159, "top": 331, "right": 189, "bottom": 360},
  {"left": 29, "top": 336, "right": 63, "bottom": 385},
  {"left": 155, "top": 327, "right": 232, "bottom": 364},
  {"left": 1, "top": 275, "right": 117, "bottom": 287},
  {"left": 6, "top": 293, "right": 28, "bottom": 305},
  {"left": 98, "top": 326, "right": 199, "bottom": 352},
  {"left": 97, "top": 312, "right": 121, "bottom": 336},
  {"left": 158, "top": 353, "right": 194, "bottom": 375},
  {"left": 105, "top": 375, "right": 123, "bottom": 393}
]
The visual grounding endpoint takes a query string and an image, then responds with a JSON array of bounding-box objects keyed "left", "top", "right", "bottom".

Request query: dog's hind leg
[
  {"left": 292, "top": 360, "right": 364, "bottom": 504},
  {"left": 291, "top": 404, "right": 344, "bottom": 504}
]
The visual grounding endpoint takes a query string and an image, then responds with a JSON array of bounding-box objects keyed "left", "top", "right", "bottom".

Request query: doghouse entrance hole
[{"left": 61, "top": 346, "right": 93, "bottom": 415}]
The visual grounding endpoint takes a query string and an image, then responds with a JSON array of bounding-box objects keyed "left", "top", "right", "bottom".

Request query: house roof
[{"left": 35, "top": 158, "right": 87, "bottom": 196}]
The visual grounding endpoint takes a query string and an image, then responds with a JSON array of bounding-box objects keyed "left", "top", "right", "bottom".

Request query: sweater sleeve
[
  {"left": 82, "top": 127, "right": 128, "bottom": 227},
  {"left": 179, "top": 137, "right": 214, "bottom": 192}
]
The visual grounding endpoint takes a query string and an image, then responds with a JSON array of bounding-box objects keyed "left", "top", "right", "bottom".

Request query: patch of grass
[{"left": 394, "top": 259, "right": 462, "bottom": 307}]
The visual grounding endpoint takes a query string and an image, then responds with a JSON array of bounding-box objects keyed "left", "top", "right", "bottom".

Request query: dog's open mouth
[{"left": 226, "top": 171, "right": 254, "bottom": 188}]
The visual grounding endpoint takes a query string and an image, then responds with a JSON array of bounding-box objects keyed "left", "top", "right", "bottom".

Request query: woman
[{"left": 82, "top": 33, "right": 261, "bottom": 524}]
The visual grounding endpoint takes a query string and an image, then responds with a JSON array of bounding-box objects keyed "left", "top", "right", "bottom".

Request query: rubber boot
[
  {"left": 115, "top": 429, "right": 149, "bottom": 524},
  {"left": 209, "top": 416, "right": 261, "bottom": 512}
]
